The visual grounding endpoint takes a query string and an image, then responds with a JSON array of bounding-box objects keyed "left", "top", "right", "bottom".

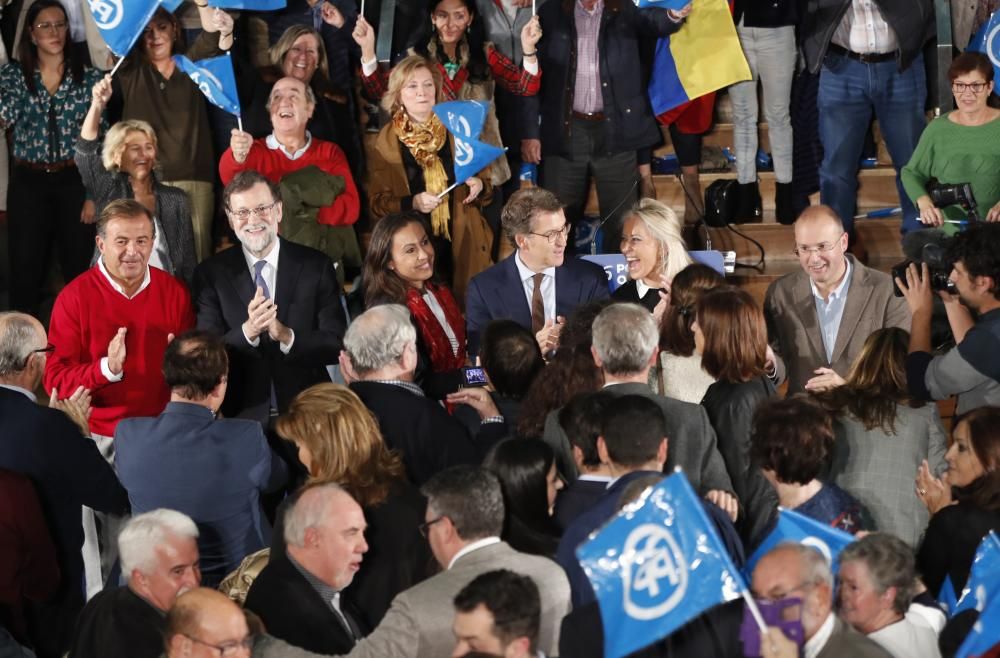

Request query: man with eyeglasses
[
  {"left": 0, "top": 311, "right": 128, "bottom": 656},
  {"left": 193, "top": 170, "right": 347, "bottom": 425},
  {"left": 165, "top": 588, "right": 254, "bottom": 658},
  {"left": 764, "top": 205, "right": 909, "bottom": 394},
  {"left": 751, "top": 543, "right": 892, "bottom": 658},
  {"left": 465, "top": 187, "right": 609, "bottom": 357}
]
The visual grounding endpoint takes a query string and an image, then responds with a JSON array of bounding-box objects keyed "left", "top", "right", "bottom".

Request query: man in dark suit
[
  {"left": 0, "top": 311, "right": 129, "bottom": 658},
  {"left": 465, "top": 187, "right": 609, "bottom": 356},
  {"left": 341, "top": 305, "right": 508, "bottom": 486},
  {"left": 193, "top": 170, "right": 347, "bottom": 423},
  {"left": 245, "top": 483, "right": 369, "bottom": 654},
  {"left": 551, "top": 391, "right": 615, "bottom": 532}
]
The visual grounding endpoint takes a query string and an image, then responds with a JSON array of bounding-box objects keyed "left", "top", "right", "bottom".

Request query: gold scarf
[{"left": 393, "top": 108, "right": 451, "bottom": 240}]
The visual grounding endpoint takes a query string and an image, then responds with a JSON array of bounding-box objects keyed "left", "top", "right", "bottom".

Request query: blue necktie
[{"left": 253, "top": 260, "right": 271, "bottom": 299}]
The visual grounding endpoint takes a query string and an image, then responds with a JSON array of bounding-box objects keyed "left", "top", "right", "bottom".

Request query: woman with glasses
[
  {"left": 272, "top": 383, "right": 435, "bottom": 628},
  {"left": 76, "top": 76, "right": 197, "bottom": 284},
  {"left": 0, "top": 0, "right": 102, "bottom": 316},
  {"left": 902, "top": 51, "right": 1000, "bottom": 233},
  {"left": 366, "top": 55, "right": 497, "bottom": 301}
]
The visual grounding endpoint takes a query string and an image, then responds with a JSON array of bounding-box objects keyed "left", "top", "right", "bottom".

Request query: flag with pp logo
[
  {"left": 86, "top": 0, "right": 161, "bottom": 57},
  {"left": 433, "top": 100, "right": 505, "bottom": 184},
  {"left": 207, "top": 0, "right": 287, "bottom": 9},
  {"left": 969, "top": 11, "right": 1000, "bottom": 85},
  {"left": 954, "top": 532, "right": 1000, "bottom": 616},
  {"left": 173, "top": 53, "right": 241, "bottom": 117},
  {"left": 744, "top": 507, "right": 856, "bottom": 580},
  {"left": 576, "top": 471, "right": 747, "bottom": 658}
]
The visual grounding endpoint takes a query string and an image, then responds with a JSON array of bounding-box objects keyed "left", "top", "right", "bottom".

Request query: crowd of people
[{"left": 2, "top": 0, "right": 1000, "bottom": 657}]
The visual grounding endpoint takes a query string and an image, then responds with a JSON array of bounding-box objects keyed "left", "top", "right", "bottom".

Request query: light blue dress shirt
[{"left": 810, "top": 259, "right": 852, "bottom": 363}]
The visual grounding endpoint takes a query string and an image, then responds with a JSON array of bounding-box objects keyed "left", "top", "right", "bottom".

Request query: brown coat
[
  {"left": 367, "top": 123, "right": 495, "bottom": 304},
  {"left": 764, "top": 255, "right": 911, "bottom": 394}
]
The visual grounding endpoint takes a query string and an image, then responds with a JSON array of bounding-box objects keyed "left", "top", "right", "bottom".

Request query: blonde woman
[{"left": 613, "top": 197, "right": 694, "bottom": 320}]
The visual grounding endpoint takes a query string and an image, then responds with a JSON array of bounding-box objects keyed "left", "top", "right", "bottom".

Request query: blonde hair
[
  {"left": 269, "top": 25, "right": 329, "bottom": 81},
  {"left": 275, "top": 383, "right": 406, "bottom": 507},
  {"left": 382, "top": 54, "right": 442, "bottom": 113},
  {"left": 623, "top": 198, "right": 692, "bottom": 281},
  {"left": 102, "top": 120, "right": 158, "bottom": 172}
]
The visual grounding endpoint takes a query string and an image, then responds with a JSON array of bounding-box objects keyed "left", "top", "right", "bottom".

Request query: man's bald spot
[
  {"left": 166, "top": 588, "right": 243, "bottom": 639},
  {"left": 0, "top": 311, "right": 44, "bottom": 338},
  {"left": 795, "top": 205, "right": 844, "bottom": 232}
]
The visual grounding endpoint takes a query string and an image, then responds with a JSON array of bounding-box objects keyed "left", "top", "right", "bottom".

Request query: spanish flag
[{"left": 647, "top": 0, "right": 751, "bottom": 116}]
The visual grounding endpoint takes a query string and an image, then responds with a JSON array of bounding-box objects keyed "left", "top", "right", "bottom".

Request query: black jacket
[
  {"left": 799, "top": 0, "right": 934, "bottom": 73},
  {"left": 528, "top": 0, "right": 681, "bottom": 156},
  {"left": 68, "top": 588, "right": 164, "bottom": 658}
]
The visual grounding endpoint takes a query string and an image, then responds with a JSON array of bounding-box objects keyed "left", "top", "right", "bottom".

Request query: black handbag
[{"left": 704, "top": 179, "right": 739, "bottom": 227}]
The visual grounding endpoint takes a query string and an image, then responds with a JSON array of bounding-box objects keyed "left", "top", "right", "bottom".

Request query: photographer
[{"left": 896, "top": 223, "right": 1000, "bottom": 413}]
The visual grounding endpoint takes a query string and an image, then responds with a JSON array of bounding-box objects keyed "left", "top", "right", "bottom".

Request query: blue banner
[
  {"left": 744, "top": 508, "right": 856, "bottom": 580},
  {"left": 207, "top": 0, "right": 287, "bottom": 9},
  {"left": 173, "top": 53, "right": 242, "bottom": 117},
  {"left": 634, "top": 0, "right": 690, "bottom": 8},
  {"left": 956, "top": 593, "right": 1000, "bottom": 658},
  {"left": 955, "top": 532, "right": 1000, "bottom": 616},
  {"left": 969, "top": 11, "right": 1000, "bottom": 85},
  {"left": 577, "top": 471, "right": 746, "bottom": 658},
  {"left": 582, "top": 251, "right": 725, "bottom": 291},
  {"left": 86, "top": 0, "right": 161, "bottom": 57}
]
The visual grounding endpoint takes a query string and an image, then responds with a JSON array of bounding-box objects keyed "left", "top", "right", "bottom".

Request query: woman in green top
[{"left": 902, "top": 52, "right": 1000, "bottom": 233}]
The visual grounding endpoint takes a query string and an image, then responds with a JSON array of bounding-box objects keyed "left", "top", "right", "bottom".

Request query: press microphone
[{"left": 588, "top": 176, "right": 641, "bottom": 255}]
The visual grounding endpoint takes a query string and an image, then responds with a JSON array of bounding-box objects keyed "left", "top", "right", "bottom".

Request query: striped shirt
[
  {"left": 573, "top": 0, "right": 604, "bottom": 113},
  {"left": 831, "top": 0, "right": 899, "bottom": 55}
]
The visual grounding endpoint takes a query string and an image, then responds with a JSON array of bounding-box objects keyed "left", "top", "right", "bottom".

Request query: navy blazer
[
  {"left": 115, "top": 401, "right": 285, "bottom": 587},
  {"left": 465, "top": 254, "right": 609, "bottom": 355},
  {"left": 192, "top": 238, "right": 347, "bottom": 422}
]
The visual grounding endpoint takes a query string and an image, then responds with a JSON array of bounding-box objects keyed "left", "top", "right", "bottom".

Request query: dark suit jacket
[
  {"left": 553, "top": 477, "right": 609, "bottom": 532},
  {"left": 68, "top": 587, "right": 164, "bottom": 658},
  {"left": 818, "top": 617, "right": 895, "bottom": 658},
  {"left": 465, "top": 253, "right": 609, "bottom": 356},
  {"left": 192, "top": 239, "right": 347, "bottom": 421},
  {"left": 611, "top": 279, "right": 661, "bottom": 312},
  {"left": 244, "top": 553, "right": 364, "bottom": 655},
  {"left": 349, "top": 381, "right": 506, "bottom": 486}
]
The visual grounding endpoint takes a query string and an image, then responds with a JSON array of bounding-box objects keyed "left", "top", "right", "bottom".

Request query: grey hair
[
  {"left": 0, "top": 312, "right": 42, "bottom": 377},
  {"left": 420, "top": 466, "right": 505, "bottom": 540},
  {"left": 265, "top": 78, "right": 317, "bottom": 114},
  {"left": 839, "top": 533, "right": 916, "bottom": 614},
  {"left": 591, "top": 303, "right": 659, "bottom": 375},
  {"left": 774, "top": 542, "right": 834, "bottom": 590},
  {"left": 118, "top": 509, "right": 199, "bottom": 581},
  {"left": 623, "top": 198, "right": 693, "bottom": 281},
  {"left": 101, "top": 119, "right": 158, "bottom": 172},
  {"left": 283, "top": 482, "right": 348, "bottom": 547},
  {"left": 343, "top": 305, "right": 417, "bottom": 374}
]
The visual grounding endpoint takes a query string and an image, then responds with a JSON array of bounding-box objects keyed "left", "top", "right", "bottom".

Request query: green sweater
[{"left": 901, "top": 113, "right": 1000, "bottom": 232}]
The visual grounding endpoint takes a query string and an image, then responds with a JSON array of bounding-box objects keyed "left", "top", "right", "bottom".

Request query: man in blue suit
[
  {"left": 465, "top": 188, "right": 609, "bottom": 356},
  {"left": 115, "top": 330, "right": 286, "bottom": 587}
]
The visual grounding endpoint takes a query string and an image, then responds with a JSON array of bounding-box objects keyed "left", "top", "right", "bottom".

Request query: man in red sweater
[{"left": 43, "top": 198, "right": 194, "bottom": 597}]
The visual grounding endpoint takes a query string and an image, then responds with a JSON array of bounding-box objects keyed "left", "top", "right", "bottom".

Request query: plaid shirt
[
  {"left": 573, "top": 0, "right": 604, "bottom": 113},
  {"left": 361, "top": 45, "right": 540, "bottom": 101}
]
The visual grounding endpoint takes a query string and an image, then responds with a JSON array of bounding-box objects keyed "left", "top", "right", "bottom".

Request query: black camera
[
  {"left": 928, "top": 181, "right": 981, "bottom": 224},
  {"left": 892, "top": 240, "right": 957, "bottom": 297}
]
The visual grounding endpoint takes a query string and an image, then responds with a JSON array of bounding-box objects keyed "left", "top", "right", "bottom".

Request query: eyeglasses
[
  {"left": 418, "top": 516, "right": 445, "bottom": 538},
  {"left": 529, "top": 224, "right": 571, "bottom": 244},
  {"left": 183, "top": 634, "right": 254, "bottom": 657},
  {"left": 21, "top": 344, "right": 54, "bottom": 368},
  {"left": 34, "top": 21, "right": 68, "bottom": 33},
  {"left": 792, "top": 234, "right": 845, "bottom": 257},
  {"left": 952, "top": 82, "right": 989, "bottom": 94},
  {"left": 227, "top": 202, "right": 278, "bottom": 221}
]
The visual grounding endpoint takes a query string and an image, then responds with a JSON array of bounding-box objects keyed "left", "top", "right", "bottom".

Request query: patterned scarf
[
  {"left": 405, "top": 284, "right": 467, "bottom": 372},
  {"left": 393, "top": 108, "right": 452, "bottom": 240}
]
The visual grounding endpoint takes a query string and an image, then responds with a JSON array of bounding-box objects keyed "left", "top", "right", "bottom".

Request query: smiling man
[
  {"left": 192, "top": 170, "right": 346, "bottom": 423},
  {"left": 763, "top": 205, "right": 909, "bottom": 394},
  {"left": 465, "top": 187, "right": 609, "bottom": 356}
]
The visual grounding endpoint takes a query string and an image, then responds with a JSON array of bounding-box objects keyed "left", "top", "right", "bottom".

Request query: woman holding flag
[{"left": 366, "top": 55, "right": 496, "bottom": 302}]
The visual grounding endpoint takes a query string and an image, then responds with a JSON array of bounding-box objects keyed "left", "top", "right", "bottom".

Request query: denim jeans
[
  {"left": 729, "top": 21, "right": 796, "bottom": 184},
  {"left": 818, "top": 50, "right": 927, "bottom": 234}
]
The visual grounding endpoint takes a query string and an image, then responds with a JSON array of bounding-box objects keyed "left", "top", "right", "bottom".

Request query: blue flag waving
[
  {"left": 86, "top": 0, "right": 161, "bottom": 57},
  {"left": 173, "top": 53, "right": 242, "bottom": 117},
  {"left": 969, "top": 11, "right": 1000, "bottom": 84},
  {"left": 207, "top": 0, "right": 287, "bottom": 9},
  {"left": 744, "top": 508, "right": 856, "bottom": 580},
  {"left": 576, "top": 471, "right": 746, "bottom": 658},
  {"left": 956, "top": 593, "right": 1000, "bottom": 658},
  {"left": 433, "top": 100, "right": 505, "bottom": 185},
  {"left": 633, "top": 0, "right": 690, "bottom": 8},
  {"left": 955, "top": 532, "right": 1000, "bottom": 616}
]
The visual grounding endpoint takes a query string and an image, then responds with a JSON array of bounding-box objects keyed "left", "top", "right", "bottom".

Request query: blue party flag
[
  {"left": 955, "top": 532, "right": 1000, "bottom": 616},
  {"left": 173, "top": 53, "right": 242, "bottom": 117},
  {"left": 161, "top": 0, "right": 184, "bottom": 11},
  {"left": 634, "top": 0, "right": 691, "bottom": 8},
  {"left": 207, "top": 0, "right": 287, "bottom": 9},
  {"left": 576, "top": 471, "right": 747, "bottom": 658},
  {"left": 433, "top": 101, "right": 505, "bottom": 184},
  {"left": 956, "top": 593, "right": 1000, "bottom": 658},
  {"left": 940, "top": 574, "right": 960, "bottom": 616},
  {"left": 968, "top": 11, "right": 1000, "bottom": 84},
  {"left": 744, "top": 507, "right": 856, "bottom": 580},
  {"left": 85, "top": 0, "right": 162, "bottom": 57}
]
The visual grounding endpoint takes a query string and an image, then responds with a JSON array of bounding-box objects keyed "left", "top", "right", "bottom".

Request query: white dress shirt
[
  {"left": 240, "top": 240, "right": 295, "bottom": 352},
  {"left": 423, "top": 288, "right": 460, "bottom": 356},
  {"left": 447, "top": 536, "right": 502, "bottom": 570},
  {"left": 514, "top": 251, "right": 556, "bottom": 323},
  {"left": 831, "top": 0, "right": 899, "bottom": 54},
  {"left": 804, "top": 613, "right": 836, "bottom": 658},
  {"left": 96, "top": 258, "right": 152, "bottom": 382},
  {"left": 810, "top": 258, "right": 852, "bottom": 363}
]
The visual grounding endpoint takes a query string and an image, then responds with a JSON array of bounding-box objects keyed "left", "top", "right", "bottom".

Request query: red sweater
[
  {"left": 219, "top": 137, "right": 360, "bottom": 226},
  {"left": 43, "top": 267, "right": 195, "bottom": 437}
]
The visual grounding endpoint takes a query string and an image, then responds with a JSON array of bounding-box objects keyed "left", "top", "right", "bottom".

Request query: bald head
[
  {"left": 793, "top": 205, "right": 849, "bottom": 293},
  {"left": 284, "top": 483, "right": 369, "bottom": 590},
  {"left": 166, "top": 588, "right": 250, "bottom": 658},
  {"left": 0, "top": 312, "right": 47, "bottom": 386},
  {"left": 751, "top": 544, "right": 833, "bottom": 640}
]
